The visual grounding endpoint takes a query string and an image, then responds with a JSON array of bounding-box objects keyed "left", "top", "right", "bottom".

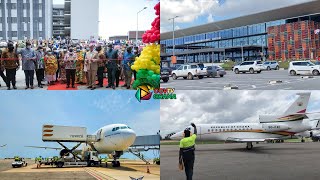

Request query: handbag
[{"left": 179, "top": 158, "right": 184, "bottom": 171}]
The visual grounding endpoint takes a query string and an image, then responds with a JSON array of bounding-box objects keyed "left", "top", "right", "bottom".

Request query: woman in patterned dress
[
  {"left": 44, "top": 49, "right": 58, "bottom": 85},
  {"left": 59, "top": 48, "right": 67, "bottom": 83}
]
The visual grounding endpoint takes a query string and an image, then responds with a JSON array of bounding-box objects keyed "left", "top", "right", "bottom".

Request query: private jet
[{"left": 171, "top": 93, "right": 320, "bottom": 150}]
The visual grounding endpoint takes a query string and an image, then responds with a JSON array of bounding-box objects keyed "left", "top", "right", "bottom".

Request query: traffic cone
[{"left": 147, "top": 166, "right": 150, "bottom": 174}]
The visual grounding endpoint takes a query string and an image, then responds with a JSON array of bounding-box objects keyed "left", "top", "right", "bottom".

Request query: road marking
[{"left": 84, "top": 168, "right": 117, "bottom": 180}]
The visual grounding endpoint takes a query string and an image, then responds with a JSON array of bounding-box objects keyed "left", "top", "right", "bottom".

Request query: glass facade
[{"left": 161, "top": 15, "right": 317, "bottom": 63}]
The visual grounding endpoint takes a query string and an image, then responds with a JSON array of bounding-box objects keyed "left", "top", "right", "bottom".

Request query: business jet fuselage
[{"left": 170, "top": 93, "right": 316, "bottom": 150}]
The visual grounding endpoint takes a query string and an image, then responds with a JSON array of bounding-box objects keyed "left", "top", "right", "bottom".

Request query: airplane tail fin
[
  {"left": 283, "top": 93, "right": 310, "bottom": 115},
  {"left": 259, "top": 93, "right": 310, "bottom": 123}
]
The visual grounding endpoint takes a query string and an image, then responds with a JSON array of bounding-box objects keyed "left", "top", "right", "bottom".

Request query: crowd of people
[{"left": 0, "top": 39, "right": 142, "bottom": 90}]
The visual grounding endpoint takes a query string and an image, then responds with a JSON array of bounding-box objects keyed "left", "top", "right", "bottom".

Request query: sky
[
  {"left": 160, "top": 0, "right": 314, "bottom": 33},
  {"left": 53, "top": 0, "right": 159, "bottom": 39},
  {"left": 160, "top": 91, "right": 320, "bottom": 136},
  {"left": 0, "top": 91, "right": 160, "bottom": 160}
]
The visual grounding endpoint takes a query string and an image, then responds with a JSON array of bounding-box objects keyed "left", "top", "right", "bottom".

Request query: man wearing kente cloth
[{"left": 75, "top": 46, "right": 86, "bottom": 84}]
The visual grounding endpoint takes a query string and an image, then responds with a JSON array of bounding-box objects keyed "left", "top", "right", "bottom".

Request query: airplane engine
[
  {"left": 60, "top": 149, "right": 70, "bottom": 157},
  {"left": 262, "top": 124, "right": 290, "bottom": 132}
]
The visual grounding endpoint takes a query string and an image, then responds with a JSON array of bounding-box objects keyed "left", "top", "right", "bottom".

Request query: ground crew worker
[{"left": 179, "top": 123, "right": 197, "bottom": 180}]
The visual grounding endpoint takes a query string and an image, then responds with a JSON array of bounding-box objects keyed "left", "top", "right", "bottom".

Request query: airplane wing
[
  {"left": 226, "top": 137, "right": 267, "bottom": 142},
  {"left": 25, "top": 146, "right": 62, "bottom": 150}
]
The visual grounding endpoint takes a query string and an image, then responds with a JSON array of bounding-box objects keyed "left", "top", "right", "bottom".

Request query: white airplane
[
  {"left": 28, "top": 124, "right": 136, "bottom": 167},
  {"left": 171, "top": 93, "right": 320, "bottom": 150}
]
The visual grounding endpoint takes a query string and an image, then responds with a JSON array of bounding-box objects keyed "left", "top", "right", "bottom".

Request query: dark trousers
[
  {"left": 56, "top": 63, "right": 60, "bottom": 80},
  {"left": 107, "top": 67, "right": 116, "bottom": 87},
  {"left": 6, "top": 69, "right": 16, "bottom": 88},
  {"left": 183, "top": 152, "right": 195, "bottom": 180},
  {"left": 97, "top": 67, "right": 104, "bottom": 86},
  {"left": 66, "top": 69, "right": 76, "bottom": 86},
  {"left": 36, "top": 69, "right": 44, "bottom": 86},
  {"left": 133, "top": 70, "right": 137, "bottom": 80},
  {"left": 115, "top": 69, "right": 120, "bottom": 87},
  {"left": 0, "top": 70, "right": 7, "bottom": 86},
  {"left": 24, "top": 70, "right": 34, "bottom": 87}
]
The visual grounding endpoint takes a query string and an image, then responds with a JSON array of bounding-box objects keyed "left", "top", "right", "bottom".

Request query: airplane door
[{"left": 97, "top": 129, "right": 102, "bottom": 141}]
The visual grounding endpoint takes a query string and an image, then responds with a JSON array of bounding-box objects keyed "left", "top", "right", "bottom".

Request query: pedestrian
[
  {"left": 35, "top": 46, "right": 45, "bottom": 88},
  {"left": 122, "top": 47, "right": 135, "bottom": 89},
  {"left": 44, "top": 49, "right": 58, "bottom": 85},
  {"left": 179, "top": 123, "right": 197, "bottom": 180},
  {"left": 105, "top": 44, "right": 118, "bottom": 89},
  {"left": 53, "top": 47, "right": 60, "bottom": 82},
  {"left": 75, "top": 46, "right": 86, "bottom": 84},
  {"left": 59, "top": 47, "right": 67, "bottom": 83},
  {"left": 85, "top": 44, "right": 98, "bottom": 90},
  {"left": 96, "top": 45, "right": 106, "bottom": 88},
  {"left": 64, "top": 47, "right": 77, "bottom": 88},
  {"left": 2, "top": 42, "right": 19, "bottom": 90},
  {"left": 17, "top": 41, "right": 36, "bottom": 89},
  {"left": 133, "top": 46, "right": 140, "bottom": 80}
]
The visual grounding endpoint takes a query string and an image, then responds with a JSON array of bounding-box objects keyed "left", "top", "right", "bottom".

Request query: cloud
[
  {"left": 207, "top": 14, "right": 214, "bottom": 23},
  {"left": 160, "top": 0, "right": 313, "bottom": 33},
  {"left": 160, "top": 91, "right": 320, "bottom": 136}
]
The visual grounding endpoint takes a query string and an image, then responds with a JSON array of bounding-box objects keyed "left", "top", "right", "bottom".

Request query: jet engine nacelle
[
  {"left": 60, "top": 149, "right": 70, "bottom": 157},
  {"left": 262, "top": 124, "right": 290, "bottom": 132}
]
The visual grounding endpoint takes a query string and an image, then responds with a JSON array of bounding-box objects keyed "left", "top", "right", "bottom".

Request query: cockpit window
[{"left": 112, "top": 126, "right": 129, "bottom": 131}]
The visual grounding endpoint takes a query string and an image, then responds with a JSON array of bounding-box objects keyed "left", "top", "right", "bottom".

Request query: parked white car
[
  {"left": 288, "top": 61, "right": 320, "bottom": 76},
  {"left": 172, "top": 64, "right": 207, "bottom": 80},
  {"left": 233, "top": 61, "right": 263, "bottom": 74},
  {"left": 262, "top": 61, "right": 280, "bottom": 70}
]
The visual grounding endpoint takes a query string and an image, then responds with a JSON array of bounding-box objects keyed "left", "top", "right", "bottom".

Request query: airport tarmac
[
  {"left": 0, "top": 159, "right": 160, "bottom": 180},
  {"left": 161, "top": 70, "right": 320, "bottom": 90},
  {"left": 161, "top": 142, "right": 320, "bottom": 180}
]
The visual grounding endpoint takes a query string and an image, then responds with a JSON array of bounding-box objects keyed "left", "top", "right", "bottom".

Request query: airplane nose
[{"left": 124, "top": 130, "right": 136, "bottom": 146}]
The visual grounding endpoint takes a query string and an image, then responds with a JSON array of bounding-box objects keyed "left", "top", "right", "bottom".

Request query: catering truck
[{"left": 41, "top": 125, "right": 101, "bottom": 168}]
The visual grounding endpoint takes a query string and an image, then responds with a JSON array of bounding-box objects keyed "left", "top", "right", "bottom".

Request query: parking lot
[{"left": 161, "top": 70, "right": 320, "bottom": 90}]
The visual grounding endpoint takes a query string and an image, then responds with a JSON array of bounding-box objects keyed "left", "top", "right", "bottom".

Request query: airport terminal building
[{"left": 160, "top": 1, "right": 320, "bottom": 64}]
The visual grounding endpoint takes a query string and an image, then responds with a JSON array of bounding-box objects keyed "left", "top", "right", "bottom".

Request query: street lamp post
[
  {"left": 168, "top": 16, "right": 179, "bottom": 57},
  {"left": 241, "top": 42, "right": 244, "bottom": 62},
  {"left": 136, "top": 7, "right": 147, "bottom": 46},
  {"left": 259, "top": 36, "right": 265, "bottom": 61}
]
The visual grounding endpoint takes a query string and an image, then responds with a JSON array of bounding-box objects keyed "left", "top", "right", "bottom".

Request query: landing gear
[
  {"left": 112, "top": 161, "right": 120, "bottom": 167},
  {"left": 301, "top": 138, "right": 305, "bottom": 143},
  {"left": 246, "top": 142, "right": 253, "bottom": 150},
  {"left": 111, "top": 151, "right": 123, "bottom": 167}
]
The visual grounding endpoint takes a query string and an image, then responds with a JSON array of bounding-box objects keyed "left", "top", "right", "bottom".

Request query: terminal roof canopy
[{"left": 161, "top": 0, "right": 320, "bottom": 40}]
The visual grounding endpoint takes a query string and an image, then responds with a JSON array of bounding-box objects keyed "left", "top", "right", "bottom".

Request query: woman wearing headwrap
[{"left": 44, "top": 49, "right": 58, "bottom": 85}]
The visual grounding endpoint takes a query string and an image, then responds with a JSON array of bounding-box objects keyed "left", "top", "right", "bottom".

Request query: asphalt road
[
  {"left": 0, "top": 160, "right": 159, "bottom": 180},
  {"left": 161, "top": 142, "right": 320, "bottom": 180},
  {"left": 161, "top": 70, "right": 320, "bottom": 90}
]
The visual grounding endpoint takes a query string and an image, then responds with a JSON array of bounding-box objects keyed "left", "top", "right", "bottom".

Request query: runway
[
  {"left": 161, "top": 142, "right": 320, "bottom": 180},
  {"left": 0, "top": 160, "right": 160, "bottom": 180}
]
